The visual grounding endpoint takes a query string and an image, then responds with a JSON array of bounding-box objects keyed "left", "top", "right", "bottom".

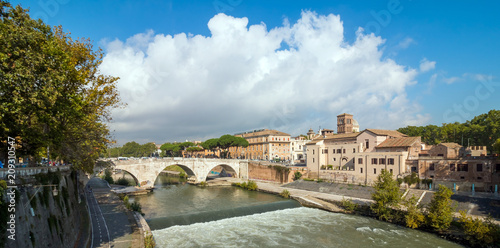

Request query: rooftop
[
  {"left": 376, "top": 136, "right": 421, "bottom": 148},
  {"left": 364, "top": 129, "right": 407, "bottom": 138}
]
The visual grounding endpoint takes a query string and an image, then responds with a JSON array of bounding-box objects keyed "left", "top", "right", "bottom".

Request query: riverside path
[{"left": 86, "top": 177, "right": 142, "bottom": 248}]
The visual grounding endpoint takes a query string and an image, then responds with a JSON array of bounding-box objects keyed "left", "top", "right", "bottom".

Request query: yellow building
[{"left": 229, "top": 129, "right": 291, "bottom": 161}]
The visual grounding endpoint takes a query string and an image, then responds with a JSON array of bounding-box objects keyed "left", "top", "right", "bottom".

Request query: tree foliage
[
  {"left": 458, "top": 211, "right": 500, "bottom": 246},
  {"left": 0, "top": 1, "right": 121, "bottom": 172},
  {"left": 371, "top": 170, "right": 401, "bottom": 221},
  {"left": 426, "top": 185, "right": 454, "bottom": 231},
  {"left": 403, "top": 195, "right": 425, "bottom": 229},
  {"left": 493, "top": 138, "right": 500, "bottom": 155},
  {"left": 398, "top": 110, "right": 500, "bottom": 153},
  {"left": 105, "top": 142, "right": 157, "bottom": 157}
]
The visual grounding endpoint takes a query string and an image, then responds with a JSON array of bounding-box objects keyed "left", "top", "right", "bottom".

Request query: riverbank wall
[{"left": 2, "top": 168, "right": 89, "bottom": 248}]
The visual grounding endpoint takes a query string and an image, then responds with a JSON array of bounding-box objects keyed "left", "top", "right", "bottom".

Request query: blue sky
[{"left": 12, "top": 0, "right": 500, "bottom": 144}]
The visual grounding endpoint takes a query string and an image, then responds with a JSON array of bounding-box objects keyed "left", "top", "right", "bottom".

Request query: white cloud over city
[{"left": 100, "top": 11, "right": 429, "bottom": 144}]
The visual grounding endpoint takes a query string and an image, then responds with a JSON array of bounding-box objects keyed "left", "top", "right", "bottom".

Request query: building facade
[{"left": 229, "top": 129, "right": 291, "bottom": 161}]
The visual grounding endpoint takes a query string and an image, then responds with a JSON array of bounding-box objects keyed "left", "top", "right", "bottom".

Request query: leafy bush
[
  {"left": 341, "top": 197, "right": 358, "bottom": 213},
  {"left": 116, "top": 177, "right": 131, "bottom": 186},
  {"left": 130, "top": 202, "right": 142, "bottom": 213},
  {"left": 280, "top": 189, "right": 291, "bottom": 198},
  {"left": 426, "top": 185, "right": 454, "bottom": 231},
  {"left": 303, "top": 178, "right": 314, "bottom": 181},
  {"left": 327, "top": 164, "right": 333, "bottom": 170},
  {"left": 458, "top": 211, "right": 500, "bottom": 245},
  {"left": 403, "top": 196, "right": 424, "bottom": 229},
  {"left": 293, "top": 171, "right": 302, "bottom": 181},
  {"left": 199, "top": 181, "right": 208, "bottom": 187},
  {"left": 403, "top": 172, "right": 420, "bottom": 186},
  {"left": 233, "top": 180, "right": 258, "bottom": 191},
  {"left": 102, "top": 169, "right": 114, "bottom": 184},
  {"left": 144, "top": 232, "right": 156, "bottom": 248}
]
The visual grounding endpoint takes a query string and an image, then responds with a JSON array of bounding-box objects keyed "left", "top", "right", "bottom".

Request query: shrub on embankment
[{"left": 232, "top": 180, "right": 258, "bottom": 191}]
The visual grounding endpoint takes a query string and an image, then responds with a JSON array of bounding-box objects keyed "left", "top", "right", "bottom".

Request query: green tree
[
  {"left": 140, "top": 142, "right": 157, "bottom": 157},
  {"left": 426, "top": 185, "right": 454, "bottom": 231},
  {"left": 160, "top": 143, "right": 181, "bottom": 157},
  {"left": 121, "top": 142, "right": 141, "bottom": 157},
  {"left": 218, "top": 134, "right": 237, "bottom": 158},
  {"left": 458, "top": 211, "right": 500, "bottom": 245},
  {"left": 403, "top": 195, "right": 425, "bottom": 229},
  {"left": 493, "top": 138, "right": 500, "bottom": 154},
  {"left": 371, "top": 170, "right": 401, "bottom": 221},
  {"left": 0, "top": 2, "right": 121, "bottom": 172}
]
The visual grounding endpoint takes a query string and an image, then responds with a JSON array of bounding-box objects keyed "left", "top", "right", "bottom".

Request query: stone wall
[
  {"left": 4, "top": 169, "right": 88, "bottom": 248},
  {"left": 248, "top": 162, "right": 306, "bottom": 183}
]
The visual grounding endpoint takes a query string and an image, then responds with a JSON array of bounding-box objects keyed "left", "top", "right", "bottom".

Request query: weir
[{"left": 147, "top": 200, "right": 301, "bottom": 230}]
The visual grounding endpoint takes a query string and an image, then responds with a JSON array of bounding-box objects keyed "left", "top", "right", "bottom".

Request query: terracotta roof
[
  {"left": 238, "top": 129, "right": 290, "bottom": 138},
  {"left": 376, "top": 136, "right": 421, "bottom": 148},
  {"left": 439, "top": 143, "right": 462, "bottom": 149},
  {"left": 364, "top": 129, "right": 407, "bottom": 137}
]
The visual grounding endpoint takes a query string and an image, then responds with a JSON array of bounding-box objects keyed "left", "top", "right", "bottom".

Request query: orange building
[{"left": 228, "top": 129, "right": 291, "bottom": 161}]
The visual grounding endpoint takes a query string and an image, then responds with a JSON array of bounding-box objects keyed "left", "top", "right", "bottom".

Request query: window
[
  {"left": 429, "top": 163, "right": 435, "bottom": 171},
  {"left": 358, "top": 158, "right": 363, "bottom": 164},
  {"left": 387, "top": 158, "right": 394, "bottom": 165},
  {"left": 322, "top": 149, "right": 328, "bottom": 154},
  {"left": 313, "top": 150, "right": 315, "bottom": 155},
  {"left": 337, "top": 149, "right": 341, "bottom": 153},
  {"left": 390, "top": 169, "right": 393, "bottom": 174},
  {"left": 332, "top": 149, "right": 336, "bottom": 154},
  {"left": 371, "top": 158, "right": 378, "bottom": 165},
  {"left": 353, "top": 148, "right": 356, "bottom": 153},
  {"left": 343, "top": 149, "right": 346, "bottom": 154},
  {"left": 450, "top": 164, "right": 456, "bottom": 171},
  {"left": 437, "top": 154, "right": 444, "bottom": 157},
  {"left": 379, "top": 158, "right": 386, "bottom": 165},
  {"left": 312, "top": 158, "right": 315, "bottom": 163},
  {"left": 476, "top": 164, "right": 483, "bottom": 172},
  {"left": 374, "top": 168, "right": 377, "bottom": 174},
  {"left": 477, "top": 177, "right": 482, "bottom": 180},
  {"left": 360, "top": 168, "right": 363, "bottom": 173},
  {"left": 332, "top": 158, "right": 336, "bottom": 161},
  {"left": 365, "top": 139, "right": 369, "bottom": 149},
  {"left": 458, "top": 164, "right": 468, "bottom": 172},
  {"left": 497, "top": 164, "right": 500, "bottom": 172}
]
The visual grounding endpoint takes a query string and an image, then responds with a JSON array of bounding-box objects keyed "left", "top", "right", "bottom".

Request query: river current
[{"left": 131, "top": 179, "right": 462, "bottom": 248}]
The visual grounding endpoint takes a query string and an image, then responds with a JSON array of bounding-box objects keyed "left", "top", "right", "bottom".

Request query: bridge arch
[
  {"left": 152, "top": 163, "right": 198, "bottom": 185},
  {"left": 113, "top": 168, "right": 140, "bottom": 186},
  {"left": 204, "top": 164, "right": 238, "bottom": 180}
]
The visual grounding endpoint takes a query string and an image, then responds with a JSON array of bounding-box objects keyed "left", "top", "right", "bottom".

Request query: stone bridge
[{"left": 111, "top": 158, "right": 249, "bottom": 187}]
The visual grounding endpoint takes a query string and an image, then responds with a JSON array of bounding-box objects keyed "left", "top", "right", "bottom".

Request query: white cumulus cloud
[{"left": 100, "top": 11, "right": 426, "bottom": 144}]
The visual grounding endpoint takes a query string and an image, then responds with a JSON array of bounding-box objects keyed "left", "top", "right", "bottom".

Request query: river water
[{"left": 131, "top": 178, "right": 462, "bottom": 248}]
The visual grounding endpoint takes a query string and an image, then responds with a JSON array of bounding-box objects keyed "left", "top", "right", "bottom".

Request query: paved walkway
[{"left": 86, "top": 178, "right": 142, "bottom": 248}]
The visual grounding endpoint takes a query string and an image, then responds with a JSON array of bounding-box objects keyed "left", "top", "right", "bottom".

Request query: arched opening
[
  {"left": 154, "top": 164, "right": 197, "bottom": 186},
  {"left": 111, "top": 169, "right": 140, "bottom": 186},
  {"left": 206, "top": 164, "right": 238, "bottom": 181}
]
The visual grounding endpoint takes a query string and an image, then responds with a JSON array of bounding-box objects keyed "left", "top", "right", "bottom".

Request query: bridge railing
[{"left": 110, "top": 157, "right": 248, "bottom": 165}]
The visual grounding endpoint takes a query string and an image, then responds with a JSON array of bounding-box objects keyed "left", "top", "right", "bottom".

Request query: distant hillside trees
[{"left": 398, "top": 110, "right": 500, "bottom": 153}]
